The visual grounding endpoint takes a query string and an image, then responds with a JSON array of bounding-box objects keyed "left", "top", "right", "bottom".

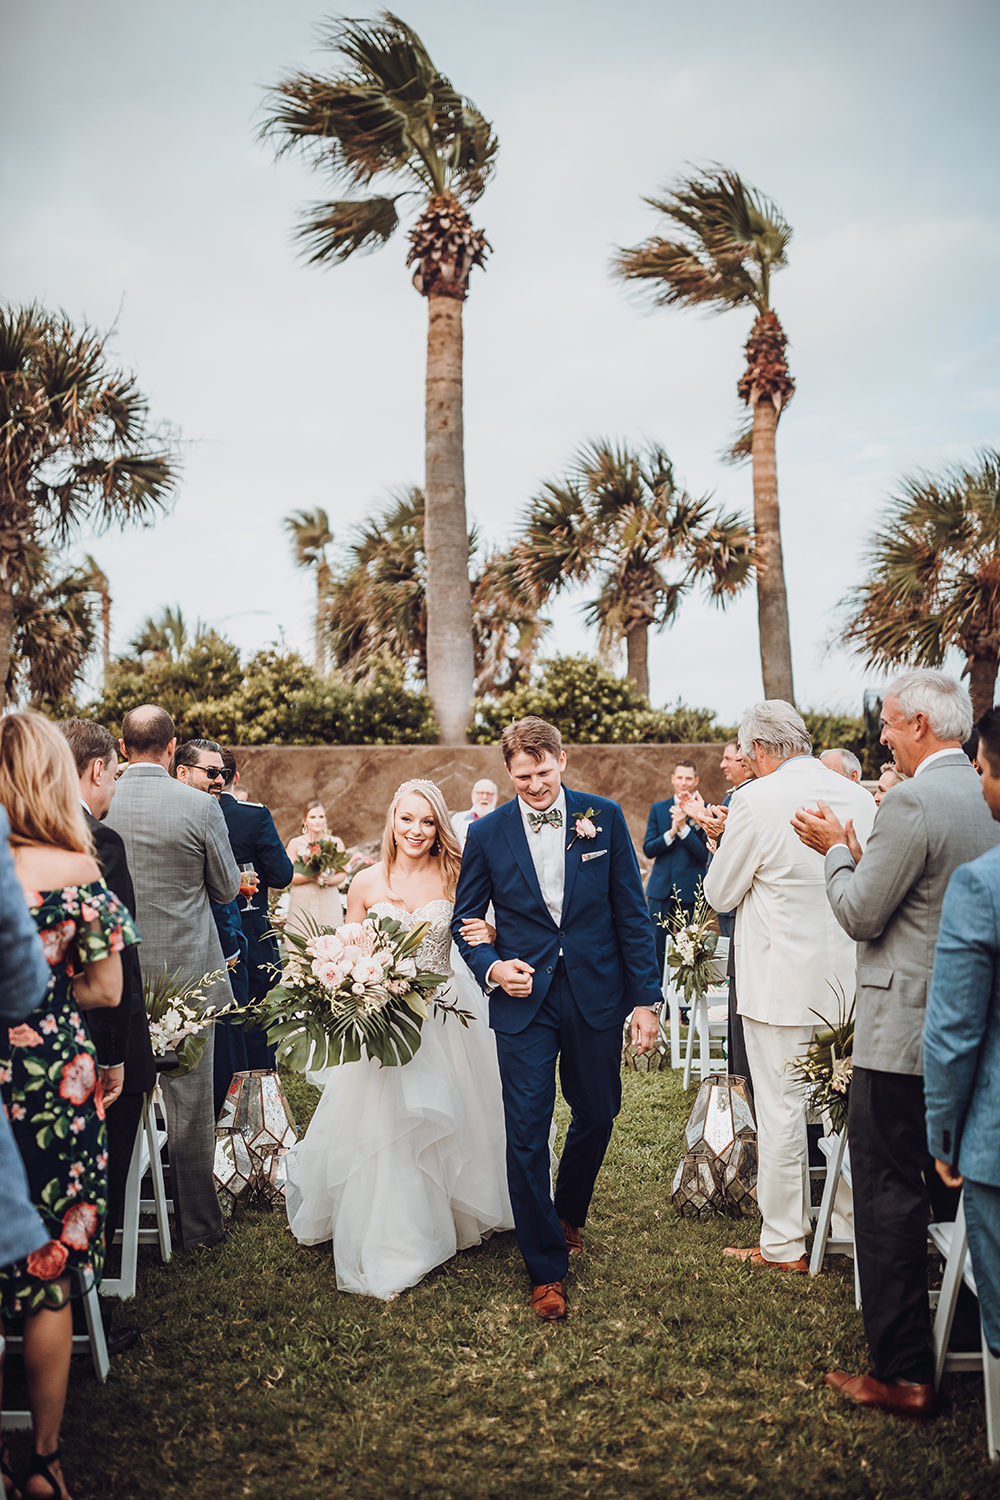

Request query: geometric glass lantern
[
  {"left": 214, "top": 1069, "right": 298, "bottom": 1209},
  {"left": 671, "top": 1152, "right": 724, "bottom": 1219},
  {"left": 670, "top": 1073, "right": 759, "bottom": 1220}
]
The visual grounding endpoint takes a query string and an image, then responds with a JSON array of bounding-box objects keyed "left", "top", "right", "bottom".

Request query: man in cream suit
[
  {"left": 107, "top": 704, "right": 240, "bottom": 1252},
  {"left": 794, "top": 670, "right": 1000, "bottom": 1418},
  {"left": 704, "top": 701, "right": 876, "bottom": 1272}
]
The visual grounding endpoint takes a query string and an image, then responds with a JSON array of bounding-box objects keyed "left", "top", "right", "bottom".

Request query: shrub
[{"left": 470, "top": 655, "right": 736, "bottom": 745}]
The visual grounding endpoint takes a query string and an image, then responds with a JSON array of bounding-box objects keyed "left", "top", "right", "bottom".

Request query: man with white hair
[
  {"left": 704, "top": 701, "right": 876, "bottom": 1272},
  {"left": 452, "top": 779, "right": 499, "bottom": 849},
  {"left": 792, "top": 668, "right": 1000, "bottom": 1419},
  {"left": 820, "top": 748, "right": 863, "bottom": 783}
]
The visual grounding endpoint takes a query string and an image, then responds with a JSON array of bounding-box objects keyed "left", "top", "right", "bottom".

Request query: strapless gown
[{"left": 283, "top": 899, "right": 514, "bottom": 1299}]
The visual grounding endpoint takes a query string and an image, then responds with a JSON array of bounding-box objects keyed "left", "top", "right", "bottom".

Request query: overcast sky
[{"left": 3, "top": 0, "right": 998, "bottom": 722}]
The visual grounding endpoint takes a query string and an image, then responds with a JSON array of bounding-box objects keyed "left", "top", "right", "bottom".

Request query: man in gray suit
[
  {"left": 792, "top": 669, "right": 1000, "bottom": 1418},
  {"left": 106, "top": 704, "right": 240, "bottom": 1252}
]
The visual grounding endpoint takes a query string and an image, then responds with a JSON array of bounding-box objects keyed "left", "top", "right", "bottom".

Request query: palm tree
[
  {"left": 6, "top": 551, "right": 97, "bottom": 707},
  {"left": 614, "top": 168, "right": 795, "bottom": 701},
  {"left": 264, "top": 12, "right": 497, "bottom": 742},
  {"left": 327, "top": 485, "right": 547, "bottom": 695},
  {"left": 129, "top": 605, "right": 193, "bottom": 661},
  {"left": 0, "top": 303, "right": 177, "bottom": 707},
  {"left": 283, "top": 508, "right": 334, "bottom": 673},
  {"left": 83, "top": 554, "right": 111, "bottom": 683},
  {"left": 509, "top": 440, "right": 754, "bottom": 701},
  {"left": 842, "top": 449, "right": 1000, "bottom": 719}
]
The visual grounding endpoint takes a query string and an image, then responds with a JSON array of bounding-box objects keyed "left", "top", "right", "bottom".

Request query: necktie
[{"left": 527, "top": 807, "right": 563, "bottom": 833}]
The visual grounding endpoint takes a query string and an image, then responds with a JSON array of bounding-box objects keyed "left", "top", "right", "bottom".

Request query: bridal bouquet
[
  {"left": 259, "top": 914, "right": 467, "bottom": 1071},
  {"left": 293, "top": 838, "right": 349, "bottom": 883},
  {"left": 144, "top": 967, "right": 248, "bottom": 1077},
  {"left": 662, "top": 891, "right": 722, "bottom": 1002},
  {"left": 788, "top": 983, "right": 855, "bottom": 1135}
]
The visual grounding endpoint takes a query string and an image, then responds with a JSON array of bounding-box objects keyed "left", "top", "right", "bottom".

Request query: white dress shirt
[{"left": 519, "top": 788, "right": 566, "bottom": 926}]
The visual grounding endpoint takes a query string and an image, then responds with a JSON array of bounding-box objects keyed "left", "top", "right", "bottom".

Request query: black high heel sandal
[
  {"left": 0, "top": 1438, "right": 21, "bottom": 1499},
  {"left": 20, "top": 1450, "right": 62, "bottom": 1499}
]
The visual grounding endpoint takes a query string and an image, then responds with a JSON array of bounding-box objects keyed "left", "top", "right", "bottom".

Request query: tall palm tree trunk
[
  {"left": 0, "top": 579, "right": 14, "bottom": 710},
  {"left": 315, "top": 558, "right": 330, "bottom": 676},
  {"left": 625, "top": 620, "right": 650, "bottom": 702},
  {"left": 750, "top": 396, "right": 795, "bottom": 702},
  {"left": 967, "top": 654, "right": 999, "bottom": 721},
  {"left": 424, "top": 295, "right": 474, "bottom": 743},
  {"left": 100, "top": 589, "right": 111, "bottom": 685}
]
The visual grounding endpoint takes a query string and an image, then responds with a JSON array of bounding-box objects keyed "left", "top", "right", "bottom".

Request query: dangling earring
[{"left": 431, "top": 836, "right": 440, "bottom": 856}]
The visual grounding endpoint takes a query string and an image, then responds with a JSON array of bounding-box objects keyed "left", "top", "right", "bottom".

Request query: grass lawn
[{"left": 10, "top": 1067, "right": 997, "bottom": 1499}]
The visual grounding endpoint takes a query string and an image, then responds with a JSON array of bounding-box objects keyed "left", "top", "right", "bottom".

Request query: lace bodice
[{"left": 367, "top": 899, "right": 454, "bottom": 977}]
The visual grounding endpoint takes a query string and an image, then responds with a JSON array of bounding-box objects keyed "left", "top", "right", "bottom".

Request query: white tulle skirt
[{"left": 283, "top": 953, "right": 514, "bottom": 1300}]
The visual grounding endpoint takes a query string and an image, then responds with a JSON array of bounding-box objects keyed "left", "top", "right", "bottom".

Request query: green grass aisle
[{"left": 25, "top": 1070, "right": 997, "bottom": 1498}]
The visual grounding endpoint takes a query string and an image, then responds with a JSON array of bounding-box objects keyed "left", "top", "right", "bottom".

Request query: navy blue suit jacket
[
  {"left": 452, "top": 786, "right": 662, "bottom": 1035},
  {"left": 642, "top": 798, "right": 709, "bottom": 904},
  {"left": 219, "top": 793, "right": 293, "bottom": 1000}
]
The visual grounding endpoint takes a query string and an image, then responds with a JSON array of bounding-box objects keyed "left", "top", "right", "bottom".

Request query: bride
[{"left": 283, "top": 779, "right": 514, "bottom": 1299}]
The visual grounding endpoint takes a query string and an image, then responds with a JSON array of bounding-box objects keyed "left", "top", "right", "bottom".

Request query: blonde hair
[
  {"left": 0, "top": 711, "right": 93, "bottom": 854},
  {"left": 380, "top": 780, "right": 463, "bottom": 900}
]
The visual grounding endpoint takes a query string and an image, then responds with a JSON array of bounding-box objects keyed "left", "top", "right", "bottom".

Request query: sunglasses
[{"left": 195, "top": 765, "right": 228, "bottom": 782}]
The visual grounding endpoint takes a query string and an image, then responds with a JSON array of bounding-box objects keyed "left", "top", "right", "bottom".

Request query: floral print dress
[{"left": 0, "top": 880, "right": 139, "bottom": 1318}]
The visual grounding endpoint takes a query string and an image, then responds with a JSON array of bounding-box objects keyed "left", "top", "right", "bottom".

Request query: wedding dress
[{"left": 283, "top": 899, "right": 514, "bottom": 1299}]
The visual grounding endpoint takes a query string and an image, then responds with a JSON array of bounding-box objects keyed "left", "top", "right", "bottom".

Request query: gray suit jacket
[
  {"left": 106, "top": 765, "right": 240, "bottom": 1005},
  {"left": 824, "top": 751, "right": 1000, "bottom": 1075}
]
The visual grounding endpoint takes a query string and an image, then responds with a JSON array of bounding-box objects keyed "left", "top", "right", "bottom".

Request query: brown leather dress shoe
[
  {"left": 560, "top": 1218, "right": 583, "bottom": 1256},
  {"left": 531, "top": 1281, "right": 567, "bottom": 1321},
  {"left": 825, "top": 1371, "right": 934, "bottom": 1419},
  {"left": 723, "top": 1246, "right": 808, "bottom": 1273}
]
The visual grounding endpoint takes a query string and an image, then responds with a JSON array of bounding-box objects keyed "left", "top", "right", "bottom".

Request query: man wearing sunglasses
[{"left": 108, "top": 710, "right": 240, "bottom": 1253}]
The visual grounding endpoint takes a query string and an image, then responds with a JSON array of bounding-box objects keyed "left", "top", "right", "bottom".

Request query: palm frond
[{"left": 296, "top": 196, "right": 401, "bottom": 263}]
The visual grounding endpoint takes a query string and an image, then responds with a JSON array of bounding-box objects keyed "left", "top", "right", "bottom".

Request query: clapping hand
[
  {"left": 790, "top": 801, "right": 863, "bottom": 864},
  {"left": 695, "top": 802, "right": 728, "bottom": 841}
]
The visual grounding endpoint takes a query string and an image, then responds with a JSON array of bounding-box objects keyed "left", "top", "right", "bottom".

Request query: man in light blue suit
[{"left": 925, "top": 705, "right": 1000, "bottom": 1358}]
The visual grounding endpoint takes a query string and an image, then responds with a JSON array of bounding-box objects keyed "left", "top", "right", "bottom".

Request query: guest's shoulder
[{"left": 92, "top": 819, "right": 126, "bottom": 854}]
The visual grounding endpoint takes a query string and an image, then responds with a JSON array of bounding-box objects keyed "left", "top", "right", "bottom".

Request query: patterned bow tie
[{"left": 527, "top": 807, "right": 563, "bottom": 832}]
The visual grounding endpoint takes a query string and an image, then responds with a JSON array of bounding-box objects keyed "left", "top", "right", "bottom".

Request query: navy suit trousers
[{"left": 493, "top": 960, "right": 622, "bottom": 1285}]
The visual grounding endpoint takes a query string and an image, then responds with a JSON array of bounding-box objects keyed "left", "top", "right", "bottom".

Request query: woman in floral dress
[{"left": 0, "top": 713, "right": 138, "bottom": 1500}]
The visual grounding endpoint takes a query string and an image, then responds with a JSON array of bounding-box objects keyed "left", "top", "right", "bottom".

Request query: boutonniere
[{"left": 567, "top": 808, "right": 602, "bottom": 850}]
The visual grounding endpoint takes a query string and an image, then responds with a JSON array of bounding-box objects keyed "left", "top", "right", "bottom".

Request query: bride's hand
[{"left": 460, "top": 918, "right": 496, "bottom": 947}]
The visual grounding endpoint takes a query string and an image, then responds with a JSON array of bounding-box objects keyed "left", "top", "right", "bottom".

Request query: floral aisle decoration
[
  {"left": 144, "top": 968, "right": 249, "bottom": 1077},
  {"left": 662, "top": 890, "right": 722, "bottom": 1003},
  {"left": 788, "top": 982, "right": 855, "bottom": 1136},
  {"left": 258, "top": 913, "right": 468, "bottom": 1071}
]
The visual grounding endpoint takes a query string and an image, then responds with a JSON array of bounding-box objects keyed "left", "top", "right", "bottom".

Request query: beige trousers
[{"left": 743, "top": 1018, "right": 852, "bottom": 1262}]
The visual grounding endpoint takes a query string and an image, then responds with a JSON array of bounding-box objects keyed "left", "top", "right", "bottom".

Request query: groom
[{"left": 453, "top": 716, "right": 662, "bottom": 1321}]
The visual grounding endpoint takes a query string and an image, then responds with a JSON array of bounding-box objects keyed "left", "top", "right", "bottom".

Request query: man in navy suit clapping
[{"left": 642, "top": 759, "right": 710, "bottom": 979}]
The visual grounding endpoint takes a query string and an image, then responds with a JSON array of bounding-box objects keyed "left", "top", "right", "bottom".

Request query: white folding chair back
[
  {"left": 2, "top": 1280, "right": 109, "bottom": 1431},
  {"left": 930, "top": 1193, "right": 999, "bottom": 1462},
  {"left": 101, "top": 1093, "right": 172, "bottom": 1300}
]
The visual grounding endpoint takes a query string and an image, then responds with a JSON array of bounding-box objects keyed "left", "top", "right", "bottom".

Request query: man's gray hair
[
  {"left": 885, "top": 669, "right": 973, "bottom": 743},
  {"left": 738, "top": 700, "right": 813, "bottom": 762},
  {"left": 821, "top": 747, "right": 862, "bottom": 781}
]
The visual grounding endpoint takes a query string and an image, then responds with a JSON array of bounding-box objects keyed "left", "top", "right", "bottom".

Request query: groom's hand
[
  {"left": 490, "top": 959, "right": 534, "bottom": 997},
  {"left": 631, "top": 1006, "right": 660, "bottom": 1056}
]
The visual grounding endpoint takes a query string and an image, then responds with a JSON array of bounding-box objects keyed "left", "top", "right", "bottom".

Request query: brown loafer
[
  {"left": 723, "top": 1246, "right": 808, "bottom": 1273},
  {"left": 531, "top": 1281, "right": 567, "bottom": 1321},
  {"left": 825, "top": 1371, "right": 934, "bottom": 1419},
  {"left": 560, "top": 1218, "right": 583, "bottom": 1256}
]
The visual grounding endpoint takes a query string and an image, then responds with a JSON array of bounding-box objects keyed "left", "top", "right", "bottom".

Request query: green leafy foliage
[
  {"left": 800, "top": 708, "right": 871, "bottom": 772},
  {"left": 86, "top": 637, "right": 437, "bottom": 745},
  {"left": 470, "top": 655, "right": 736, "bottom": 745}
]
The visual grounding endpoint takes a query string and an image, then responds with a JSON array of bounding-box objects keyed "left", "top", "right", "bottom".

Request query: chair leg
[
  {"left": 933, "top": 1196, "right": 968, "bottom": 1392},
  {"left": 984, "top": 1337, "right": 1000, "bottom": 1463},
  {"left": 81, "top": 1282, "right": 109, "bottom": 1385},
  {"left": 102, "top": 1117, "right": 144, "bottom": 1299},
  {"left": 682, "top": 999, "right": 700, "bottom": 1090},
  {"left": 145, "top": 1095, "right": 172, "bottom": 1263},
  {"left": 808, "top": 1133, "right": 846, "bottom": 1277}
]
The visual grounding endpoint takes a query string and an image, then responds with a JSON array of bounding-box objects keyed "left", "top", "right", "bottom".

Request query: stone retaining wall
[{"left": 230, "top": 743, "right": 729, "bottom": 875}]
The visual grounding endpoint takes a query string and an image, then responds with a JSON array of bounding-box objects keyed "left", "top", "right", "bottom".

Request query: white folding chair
[
  {"left": 930, "top": 1193, "right": 1000, "bottom": 1461},
  {"left": 808, "top": 1132, "right": 861, "bottom": 1305},
  {"left": 101, "top": 1092, "right": 172, "bottom": 1300},
  {"left": 2, "top": 1278, "right": 109, "bottom": 1431},
  {"left": 680, "top": 937, "right": 730, "bottom": 1089}
]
